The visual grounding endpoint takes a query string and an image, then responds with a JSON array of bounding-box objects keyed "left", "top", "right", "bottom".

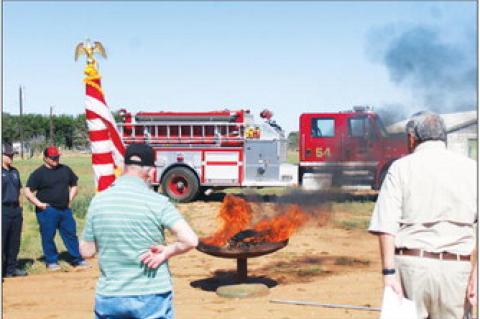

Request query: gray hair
[{"left": 405, "top": 111, "right": 447, "bottom": 142}]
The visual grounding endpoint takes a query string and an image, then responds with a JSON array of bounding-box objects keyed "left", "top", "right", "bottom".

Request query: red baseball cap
[{"left": 44, "top": 146, "right": 61, "bottom": 158}]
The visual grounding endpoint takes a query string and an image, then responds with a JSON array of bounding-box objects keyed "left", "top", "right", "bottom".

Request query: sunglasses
[{"left": 48, "top": 156, "right": 60, "bottom": 161}]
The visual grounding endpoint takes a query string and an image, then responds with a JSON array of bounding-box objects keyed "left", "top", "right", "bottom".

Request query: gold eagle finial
[{"left": 74, "top": 39, "right": 107, "bottom": 66}]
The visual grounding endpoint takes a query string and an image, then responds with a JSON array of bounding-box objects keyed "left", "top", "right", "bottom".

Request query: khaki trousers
[{"left": 395, "top": 255, "right": 472, "bottom": 319}]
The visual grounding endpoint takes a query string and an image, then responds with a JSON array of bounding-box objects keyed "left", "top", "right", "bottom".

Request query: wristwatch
[{"left": 382, "top": 268, "right": 396, "bottom": 275}]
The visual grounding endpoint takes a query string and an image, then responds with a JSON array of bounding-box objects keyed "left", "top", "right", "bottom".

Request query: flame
[
  {"left": 201, "top": 194, "right": 253, "bottom": 246},
  {"left": 253, "top": 204, "right": 309, "bottom": 242},
  {"left": 201, "top": 195, "right": 309, "bottom": 247}
]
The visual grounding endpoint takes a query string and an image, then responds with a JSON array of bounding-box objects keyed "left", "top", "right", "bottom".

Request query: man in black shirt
[
  {"left": 24, "top": 146, "right": 86, "bottom": 271},
  {"left": 2, "top": 143, "right": 28, "bottom": 278}
]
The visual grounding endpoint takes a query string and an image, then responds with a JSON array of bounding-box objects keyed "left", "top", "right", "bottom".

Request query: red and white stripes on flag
[{"left": 85, "top": 75, "right": 125, "bottom": 191}]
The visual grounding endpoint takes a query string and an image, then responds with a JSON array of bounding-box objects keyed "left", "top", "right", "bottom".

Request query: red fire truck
[
  {"left": 117, "top": 106, "right": 408, "bottom": 202},
  {"left": 299, "top": 106, "right": 408, "bottom": 189}
]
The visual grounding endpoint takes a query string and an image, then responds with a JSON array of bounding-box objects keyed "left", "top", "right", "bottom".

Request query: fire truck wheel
[{"left": 161, "top": 167, "right": 200, "bottom": 202}]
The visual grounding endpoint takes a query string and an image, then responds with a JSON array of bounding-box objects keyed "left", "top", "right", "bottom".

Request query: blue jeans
[
  {"left": 95, "top": 291, "right": 174, "bottom": 319},
  {"left": 35, "top": 206, "right": 83, "bottom": 265}
]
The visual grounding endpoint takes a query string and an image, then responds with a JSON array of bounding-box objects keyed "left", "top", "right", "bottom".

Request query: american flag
[{"left": 84, "top": 70, "right": 125, "bottom": 191}]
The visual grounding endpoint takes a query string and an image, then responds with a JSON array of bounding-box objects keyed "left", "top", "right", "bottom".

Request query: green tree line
[{"left": 2, "top": 112, "right": 89, "bottom": 150}]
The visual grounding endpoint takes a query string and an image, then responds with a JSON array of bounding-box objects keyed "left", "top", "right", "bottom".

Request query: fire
[
  {"left": 201, "top": 195, "right": 309, "bottom": 247},
  {"left": 201, "top": 195, "right": 253, "bottom": 246},
  {"left": 253, "top": 205, "right": 308, "bottom": 242}
]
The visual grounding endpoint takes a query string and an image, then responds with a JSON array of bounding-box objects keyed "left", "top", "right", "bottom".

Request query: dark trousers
[
  {"left": 35, "top": 206, "right": 83, "bottom": 265},
  {"left": 2, "top": 205, "right": 23, "bottom": 276}
]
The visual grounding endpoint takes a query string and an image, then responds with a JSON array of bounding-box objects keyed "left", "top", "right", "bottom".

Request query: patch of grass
[
  {"left": 337, "top": 219, "right": 370, "bottom": 230},
  {"left": 334, "top": 256, "right": 370, "bottom": 266},
  {"left": 332, "top": 202, "right": 375, "bottom": 215},
  {"left": 296, "top": 266, "right": 324, "bottom": 277},
  {"left": 331, "top": 202, "right": 374, "bottom": 230}
]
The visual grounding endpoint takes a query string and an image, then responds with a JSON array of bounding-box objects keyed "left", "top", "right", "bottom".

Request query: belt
[
  {"left": 395, "top": 248, "right": 471, "bottom": 261},
  {"left": 2, "top": 202, "right": 19, "bottom": 208}
]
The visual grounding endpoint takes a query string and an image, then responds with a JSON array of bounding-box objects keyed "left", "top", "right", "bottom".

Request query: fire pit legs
[{"left": 236, "top": 258, "right": 248, "bottom": 282}]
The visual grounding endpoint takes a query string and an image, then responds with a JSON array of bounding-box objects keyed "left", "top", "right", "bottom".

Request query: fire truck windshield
[{"left": 376, "top": 117, "right": 389, "bottom": 138}]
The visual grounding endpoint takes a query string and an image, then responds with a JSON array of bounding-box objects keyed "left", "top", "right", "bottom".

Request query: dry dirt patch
[{"left": 3, "top": 199, "right": 383, "bottom": 319}]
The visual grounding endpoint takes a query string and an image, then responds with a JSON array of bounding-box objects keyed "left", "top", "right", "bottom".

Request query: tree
[{"left": 287, "top": 131, "right": 299, "bottom": 151}]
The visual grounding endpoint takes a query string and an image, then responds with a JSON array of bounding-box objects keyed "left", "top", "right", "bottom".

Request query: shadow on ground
[
  {"left": 16, "top": 258, "right": 35, "bottom": 270},
  {"left": 253, "top": 255, "right": 370, "bottom": 284},
  {"left": 35, "top": 251, "right": 79, "bottom": 265},
  {"left": 190, "top": 270, "right": 278, "bottom": 292}
]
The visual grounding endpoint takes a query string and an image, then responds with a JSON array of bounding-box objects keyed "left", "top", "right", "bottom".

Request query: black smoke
[{"left": 368, "top": 24, "right": 477, "bottom": 114}]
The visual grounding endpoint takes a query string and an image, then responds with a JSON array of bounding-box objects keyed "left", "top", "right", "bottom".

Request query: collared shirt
[
  {"left": 369, "top": 141, "right": 477, "bottom": 255},
  {"left": 2, "top": 166, "right": 22, "bottom": 204},
  {"left": 82, "top": 175, "right": 184, "bottom": 296}
]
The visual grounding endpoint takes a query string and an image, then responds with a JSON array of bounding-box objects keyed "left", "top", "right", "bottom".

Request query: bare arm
[
  {"left": 467, "top": 249, "right": 477, "bottom": 306},
  {"left": 69, "top": 186, "right": 78, "bottom": 206},
  {"left": 18, "top": 188, "right": 23, "bottom": 208},
  {"left": 80, "top": 240, "right": 97, "bottom": 259},
  {"left": 378, "top": 232, "right": 403, "bottom": 297},
  {"left": 140, "top": 219, "right": 199, "bottom": 269},
  {"left": 379, "top": 233, "right": 396, "bottom": 269},
  {"left": 23, "top": 187, "right": 48, "bottom": 209}
]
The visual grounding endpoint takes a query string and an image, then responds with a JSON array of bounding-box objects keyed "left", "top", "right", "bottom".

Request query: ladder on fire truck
[{"left": 117, "top": 111, "right": 247, "bottom": 148}]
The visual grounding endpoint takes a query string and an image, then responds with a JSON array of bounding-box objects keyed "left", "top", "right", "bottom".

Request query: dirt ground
[{"left": 3, "top": 197, "right": 384, "bottom": 319}]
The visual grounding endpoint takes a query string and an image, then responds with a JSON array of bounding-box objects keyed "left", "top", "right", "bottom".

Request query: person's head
[
  {"left": 43, "top": 146, "right": 61, "bottom": 168},
  {"left": 405, "top": 111, "right": 447, "bottom": 152},
  {"left": 123, "top": 143, "right": 155, "bottom": 182},
  {"left": 2, "top": 143, "right": 15, "bottom": 167}
]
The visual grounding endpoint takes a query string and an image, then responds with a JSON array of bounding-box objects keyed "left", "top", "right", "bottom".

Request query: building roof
[{"left": 386, "top": 110, "right": 478, "bottom": 134}]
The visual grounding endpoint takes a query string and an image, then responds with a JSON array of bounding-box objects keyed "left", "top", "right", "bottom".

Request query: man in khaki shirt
[{"left": 369, "top": 112, "right": 477, "bottom": 319}]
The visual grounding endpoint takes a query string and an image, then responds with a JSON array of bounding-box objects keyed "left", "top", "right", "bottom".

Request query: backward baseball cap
[{"left": 124, "top": 143, "right": 155, "bottom": 167}]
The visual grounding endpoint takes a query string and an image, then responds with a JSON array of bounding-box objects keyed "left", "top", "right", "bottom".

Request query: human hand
[
  {"left": 467, "top": 269, "right": 477, "bottom": 306},
  {"left": 37, "top": 202, "right": 49, "bottom": 210},
  {"left": 384, "top": 274, "right": 403, "bottom": 298},
  {"left": 140, "top": 245, "right": 172, "bottom": 269}
]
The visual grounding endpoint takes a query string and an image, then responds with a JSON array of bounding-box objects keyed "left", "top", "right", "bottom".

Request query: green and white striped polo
[{"left": 82, "top": 175, "right": 183, "bottom": 296}]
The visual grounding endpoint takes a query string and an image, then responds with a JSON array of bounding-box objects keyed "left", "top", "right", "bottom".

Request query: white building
[{"left": 387, "top": 111, "right": 477, "bottom": 160}]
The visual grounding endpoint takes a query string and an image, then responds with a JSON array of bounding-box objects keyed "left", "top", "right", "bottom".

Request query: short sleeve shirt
[
  {"left": 369, "top": 141, "right": 477, "bottom": 254},
  {"left": 26, "top": 164, "right": 78, "bottom": 209},
  {"left": 82, "top": 175, "right": 184, "bottom": 296},
  {"left": 2, "top": 167, "right": 22, "bottom": 204}
]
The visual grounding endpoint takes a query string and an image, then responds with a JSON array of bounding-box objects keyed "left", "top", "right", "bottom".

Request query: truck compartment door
[
  {"left": 244, "top": 140, "right": 281, "bottom": 182},
  {"left": 204, "top": 151, "right": 240, "bottom": 185}
]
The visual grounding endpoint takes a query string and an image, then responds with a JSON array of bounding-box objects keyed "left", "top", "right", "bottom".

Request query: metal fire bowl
[{"left": 197, "top": 240, "right": 289, "bottom": 259}]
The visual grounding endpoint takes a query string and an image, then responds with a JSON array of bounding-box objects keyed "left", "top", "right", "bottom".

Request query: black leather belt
[{"left": 2, "top": 202, "right": 19, "bottom": 208}]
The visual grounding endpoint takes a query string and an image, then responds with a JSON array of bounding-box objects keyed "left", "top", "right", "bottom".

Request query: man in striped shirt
[{"left": 80, "top": 143, "right": 198, "bottom": 319}]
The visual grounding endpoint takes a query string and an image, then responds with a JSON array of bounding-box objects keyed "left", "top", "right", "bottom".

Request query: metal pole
[
  {"left": 19, "top": 86, "right": 24, "bottom": 159},
  {"left": 269, "top": 299, "right": 381, "bottom": 312},
  {"left": 236, "top": 257, "right": 247, "bottom": 282},
  {"left": 49, "top": 106, "right": 55, "bottom": 145}
]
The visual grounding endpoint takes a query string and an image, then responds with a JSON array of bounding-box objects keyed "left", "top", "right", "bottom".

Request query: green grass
[
  {"left": 13, "top": 154, "right": 95, "bottom": 273},
  {"left": 332, "top": 202, "right": 374, "bottom": 230},
  {"left": 12, "top": 153, "right": 375, "bottom": 273}
]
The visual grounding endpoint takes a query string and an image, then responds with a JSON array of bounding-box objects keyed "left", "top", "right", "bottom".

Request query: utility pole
[
  {"left": 49, "top": 106, "right": 55, "bottom": 145},
  {"left": 19, "top": 86, "right": 24, "bottom": 159}
]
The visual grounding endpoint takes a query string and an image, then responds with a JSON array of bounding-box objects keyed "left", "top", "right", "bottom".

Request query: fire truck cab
[
  {"left": 117, "top": 109, "right": 297, "bottom": 202},
  {"left": 299, "top": 106, "right": 408, "bottom": 189}
]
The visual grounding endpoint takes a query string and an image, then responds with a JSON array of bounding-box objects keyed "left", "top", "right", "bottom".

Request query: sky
[{"left": 3, "top": 1, "right": 477, "bottom": 133}]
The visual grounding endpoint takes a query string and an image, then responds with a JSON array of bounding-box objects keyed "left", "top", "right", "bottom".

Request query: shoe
[
  {"left": 73, "top": 260, "right": 91, "bottom": 269},
  {"left": 5, "top": 268, "right": 28, "bottom": 277},
  {"left": 46, "top": 263, "right": 61, "bottom": 272}
]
